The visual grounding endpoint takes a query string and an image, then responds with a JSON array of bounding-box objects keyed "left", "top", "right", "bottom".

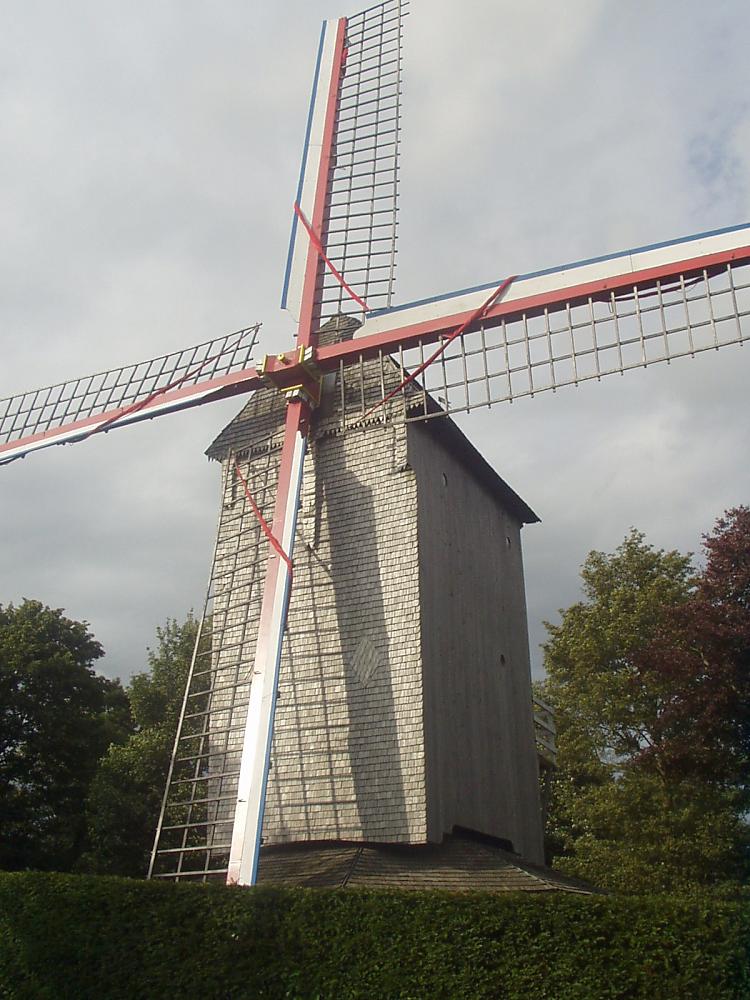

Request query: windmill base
[{"left": 254, "top": 828, "right": 600, "bottom": 894}]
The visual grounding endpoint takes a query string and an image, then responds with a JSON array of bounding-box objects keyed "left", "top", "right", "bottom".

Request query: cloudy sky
[{"left": 2, "top": 0, "right": 749, "bottom": 682}]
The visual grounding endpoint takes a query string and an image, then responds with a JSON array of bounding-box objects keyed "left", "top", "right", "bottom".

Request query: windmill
[{"left": 1, "top": 0, "right": 749, "bottom": 887}]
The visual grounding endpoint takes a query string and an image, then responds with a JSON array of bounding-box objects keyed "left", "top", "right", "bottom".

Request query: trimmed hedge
[{"left": 0, "top": 873, "right": 747, "bottom": 999}]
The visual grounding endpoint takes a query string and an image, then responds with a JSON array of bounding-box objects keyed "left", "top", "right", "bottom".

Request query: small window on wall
[
  {"left": 499, "top": 653, "right": 506, "bottom": 666},
  {"left": 441, "top": 472, "right": 448, "bottom": 487},
  {"left": 506, "top": 535, "right": 512, "bottom": 548}
]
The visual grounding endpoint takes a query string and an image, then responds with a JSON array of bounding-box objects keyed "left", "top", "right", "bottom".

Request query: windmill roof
[
  {"left": 206, "top": 385, "right": 286, "bottom": 462},
  {"left": 206, "top": 315, "right": 538, "bottom": 525},
  {"left": 411, "top": 410, "right": 539, "bottom": 525},
  {"left": 256, "top": 830, "right": 599, "bottom": 894}
]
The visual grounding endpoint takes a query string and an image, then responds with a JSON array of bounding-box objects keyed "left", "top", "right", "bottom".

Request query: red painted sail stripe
[
  {"left": 364, "top": 274, "right": 517, "bottom": 418},
  {"left": 296, "top": 19, "right": 348, "bottom": 342},
  {"left": 294, "top": 201, "right": 371, "bottom": 313},
  {"left": 233, "top": 456, "right": 293, "bottom": 577}
]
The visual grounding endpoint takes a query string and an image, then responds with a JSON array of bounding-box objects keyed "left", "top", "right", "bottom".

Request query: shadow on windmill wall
[{"left": 320, "top": 441, "right": 409, "bottom": 841}]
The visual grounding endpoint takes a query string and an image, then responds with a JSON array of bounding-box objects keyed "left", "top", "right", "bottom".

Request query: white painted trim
[
  {"left": 357, "top": 224, "right": 750, "bottom": 340},
  {"left": 226, "top": 429, "right": 307, "bottom": 886},
  {"left": 281, "top": 20, "right": 341, "bottom": 322}
]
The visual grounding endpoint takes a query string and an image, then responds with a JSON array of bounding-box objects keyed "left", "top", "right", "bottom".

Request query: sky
[{"left": 1, "top": 0, "right": 749, "bottom": 683}]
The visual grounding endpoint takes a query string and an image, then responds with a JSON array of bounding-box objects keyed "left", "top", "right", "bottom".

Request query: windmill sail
[
  {"left": 150, "top": 435, "right": 284, "bottom": 881},
  {"left": 323, "top": 223, "right": 750, "bottom": 424},
  {"left": 0, "top": 326, "right": 262, "bottom": 464},
  {"left": 281, "top": 0, "right": 406, "bottom": 325}
]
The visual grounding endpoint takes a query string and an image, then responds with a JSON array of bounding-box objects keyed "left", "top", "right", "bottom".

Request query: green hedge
[{"left": 0, "top": 873, "right": 747, "bottom": 999}]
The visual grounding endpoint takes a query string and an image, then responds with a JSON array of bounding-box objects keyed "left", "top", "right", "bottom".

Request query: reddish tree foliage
[{"left": 634, "top": 507, "right": 750, "bottom": 790}]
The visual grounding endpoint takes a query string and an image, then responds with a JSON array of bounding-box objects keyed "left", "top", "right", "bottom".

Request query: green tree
[
  {"left": 82, "top": 614, "right": 199, "bottom": 876},
  {"left": 540, "top": 516, "right": 750, "bottom": 893},
  {"left": 0, "top": 600, "right": 131, "bottom": 871}
]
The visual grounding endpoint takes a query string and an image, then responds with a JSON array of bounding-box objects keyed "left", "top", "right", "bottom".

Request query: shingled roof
[
  {"left": 257, "top": 830, "right": 599, "bottom": 894},
  {"left": 206, "top": 315, "right": 538, "bottom": 524}
]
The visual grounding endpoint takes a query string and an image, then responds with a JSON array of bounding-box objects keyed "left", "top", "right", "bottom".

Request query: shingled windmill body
[
  {"left": 1, "top": 0, "right": 749, "bottom": 887},
  {"left": 196, "top": 317, "right": 544, "bottom": 872}
]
